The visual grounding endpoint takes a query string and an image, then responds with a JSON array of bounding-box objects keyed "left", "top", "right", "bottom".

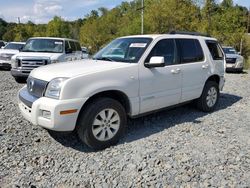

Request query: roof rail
[{"left": 169, "top": 31, "right": 211, "bottom": 37}]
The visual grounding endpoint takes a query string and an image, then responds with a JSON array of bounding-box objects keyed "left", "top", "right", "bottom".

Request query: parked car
[
  {"left": 0, "top": 42, "right": 25, "bottom": 70},
  {"left": 81, "top": 47, "right": 89, "bottom": 59},
  {"left": 222, "top": 46, "right": 244, "bottom": 72},
  {"left": 11, "top": 37, "right": 83, "bottom": 83},
  {"left": 18, "top": 32, "right": 225, "bottom": 150},
  {"left": 0, "top": 40, "right": 6, "bottom": 48}
]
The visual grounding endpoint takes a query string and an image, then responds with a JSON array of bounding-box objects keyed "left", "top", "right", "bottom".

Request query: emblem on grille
[{"left": 28, "top": 79, "right": 35, "bottom": 92}]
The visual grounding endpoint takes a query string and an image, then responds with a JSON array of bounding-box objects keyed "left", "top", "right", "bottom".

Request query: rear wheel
[
  {"left": 76, "top": 98, "right": 127, "bottom": 150},
  {"left": 196, "top": 81, "right": 219, "bottom": 112}
]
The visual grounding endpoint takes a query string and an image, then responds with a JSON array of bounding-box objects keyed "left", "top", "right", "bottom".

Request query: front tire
[
  {"left": 196, "top": 81, "right": 219, "bottom": 112},
  {"left": 76, "top": 98, "right": 127, "bottom": 150}
]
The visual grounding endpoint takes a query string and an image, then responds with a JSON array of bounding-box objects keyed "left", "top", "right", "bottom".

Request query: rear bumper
[
  {"left": 219, "top": 76, "right": 225, "bottom": 91},
  {"left": 18, "top": 86, "right": 87, "bottom": 131},
  {"left": 11, "top": 68, "right": 29, "bottom": 78}
]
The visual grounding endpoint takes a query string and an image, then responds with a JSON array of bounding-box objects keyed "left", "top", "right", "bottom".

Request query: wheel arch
[
  {"left": 78, "top": 90, "right": 131, "bottom": 118},
  {"left": 206, "top": 74, "right": 220, "bottom": 85}
]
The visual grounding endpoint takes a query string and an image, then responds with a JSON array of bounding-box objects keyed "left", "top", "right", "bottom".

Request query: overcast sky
[{"left": 0, "top": 0, "right": 249, "bottom": 24}]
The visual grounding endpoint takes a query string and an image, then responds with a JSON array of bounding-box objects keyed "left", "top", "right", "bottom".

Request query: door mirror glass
[{"left": 145, "top": 56, "right": 165, "bottom": 68}]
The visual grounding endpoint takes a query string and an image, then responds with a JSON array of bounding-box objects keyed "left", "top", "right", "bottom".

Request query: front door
[{"left": 139, "top": 39, "right": 182, "bottom": 113}]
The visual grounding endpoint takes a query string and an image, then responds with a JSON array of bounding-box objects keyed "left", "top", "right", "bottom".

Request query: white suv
[
  {"left": 18, "top": 32, "right": 225, "bottom": 149},
  {"left": 11, "top": 37, "right": 82, "bottom": 83}
]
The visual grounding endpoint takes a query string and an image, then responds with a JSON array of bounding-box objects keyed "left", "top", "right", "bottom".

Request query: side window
[
  {"left": 75, "top": 42, "right": 81, "bottom": 51},
  {"left": 65, "top": 41, "right": 70, "bottom": 52},
  {"left": 177, "top": 39, "right": 204, "bottom": 63},
  {"left": 69, "top": 41, "right": 77, "bottom": 52},
  {"left": 146, "top": 39, "right": 176, "bottom": 66},
  {"left": 206, "top": 41, "right": 224, "bottom": 60}
]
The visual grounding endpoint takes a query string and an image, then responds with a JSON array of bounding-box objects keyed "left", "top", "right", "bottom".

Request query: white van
[{"left": 11, "top": 37, "right": 82, "bottom": 83}]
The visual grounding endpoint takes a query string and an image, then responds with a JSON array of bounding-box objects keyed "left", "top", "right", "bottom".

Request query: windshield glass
[
  {"left": 4, "top": 43, "right": 24, "bottom": 50},
  {"left": 223, "top": 47, "right": 236, "bottom": 54},
  {"left": 22, "top": 39, "right": 63, "bottom": 53},
  {"left": 93, "top": 37, "right": 152, "bottom": 63}
]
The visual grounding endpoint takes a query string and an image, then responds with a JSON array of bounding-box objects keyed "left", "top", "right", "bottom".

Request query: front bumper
[
  {"left": 18, "top": 86, "right": 87, "bottom": 131},
  {"left": 226, "top": 61, "right": 244, "bottom": 72},
  {"left": 11, "top": 68, "right": 30, "bottom": 78},
  {"left": 0, "top": 60, "right": 11, "bottom": 69}
]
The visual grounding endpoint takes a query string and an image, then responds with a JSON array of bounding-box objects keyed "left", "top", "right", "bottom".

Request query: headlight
[
  {"left": 51, "top": 60, "right": 60, "bottom": 64},
  {"left": 45, "top": 78, "right": 68, "bottom": 99},
  {"left": 11, "top": 59, "right": 18, "bottom": 68},
  {"left": 236, "top": 57, "right": 243, "bottom": 63}
]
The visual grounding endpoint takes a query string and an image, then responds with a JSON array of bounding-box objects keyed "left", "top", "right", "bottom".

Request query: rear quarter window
[{"left": 206, "top": 40, "right": 224, "bottom": 60}]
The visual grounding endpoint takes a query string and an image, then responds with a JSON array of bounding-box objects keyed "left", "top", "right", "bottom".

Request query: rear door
[
  {"left": 176, "top": 39, "right": 208, "bottom": 102},
  {"left": 64, "top": 40, "right": 74, "bottom": 61}
]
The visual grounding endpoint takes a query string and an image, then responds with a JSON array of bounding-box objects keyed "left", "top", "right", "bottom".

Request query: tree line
[{"left": 0, "top": 0, "right": 249, "bottom": 57}]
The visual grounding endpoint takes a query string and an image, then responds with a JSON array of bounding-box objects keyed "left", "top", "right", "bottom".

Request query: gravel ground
[{"left": 0, "top": 70, "right": 250, "bottom": 187}]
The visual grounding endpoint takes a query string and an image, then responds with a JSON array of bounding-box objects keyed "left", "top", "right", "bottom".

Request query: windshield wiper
[{"left": 94, "top": 57, "right": 114, "bottom": 62}]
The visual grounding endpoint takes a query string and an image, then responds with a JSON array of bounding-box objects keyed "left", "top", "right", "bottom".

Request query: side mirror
[
  {"left": 238, "top": 52, "right": 241, "bottom": 55},
  {"left": 145, "top": 56, "right": 165, "bottom": 68},
  {"left": 66, "top": 48, "right": 73, "bottom": 54}
]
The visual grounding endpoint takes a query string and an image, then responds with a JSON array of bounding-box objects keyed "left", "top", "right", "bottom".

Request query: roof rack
[{"left": 169, "top": 31, "right": 211, "bottom": 37}]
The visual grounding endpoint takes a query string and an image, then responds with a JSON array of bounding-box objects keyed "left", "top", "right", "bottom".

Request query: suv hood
[
  {"left": 14, "top": 52, "right": 61, "bottom": 59},
  {"left": 0, "top": 49, "right": 19, "bottom": 55},
  {"left": 30, "top": 59, "right": 135, "bottom": 81}
]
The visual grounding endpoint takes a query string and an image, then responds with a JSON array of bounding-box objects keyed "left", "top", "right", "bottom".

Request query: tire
[
  {"left": 14, "top": 77, "right": 27, "bottom": 84},
  {"left": 76, "top": 98, "right": 127, "bottom": 150},
  {"left": 196, "top": 81, "right": 219, "bottom": 112}
]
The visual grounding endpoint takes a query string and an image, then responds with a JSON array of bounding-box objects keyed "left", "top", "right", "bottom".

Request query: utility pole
[
  {"left": 17, "top": 17, "right": 20, "bottom": 24},
  {"left": 141, "top": 0, "right": 144, "bottom": 34},
  {"left": 247, "top": 7, "right": 250, "bottom": 34}
]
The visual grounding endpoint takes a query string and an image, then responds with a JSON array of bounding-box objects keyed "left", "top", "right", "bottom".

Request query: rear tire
[
  {"left": 76, "top": 98, "right": 127, "bottom": 150},
  {"left": 196, "top": 81, "right": 219, "bottom": 112}
]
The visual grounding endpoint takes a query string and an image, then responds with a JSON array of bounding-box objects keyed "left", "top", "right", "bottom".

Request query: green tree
[{"left": 46, "top": 16, "right": 70, "bottom": 38}]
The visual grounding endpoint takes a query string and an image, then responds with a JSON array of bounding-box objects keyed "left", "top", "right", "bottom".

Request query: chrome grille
[
  {"left": 226, "top": 58, "right": 236, "bottom": 64},
  {"left": 18, "top": 58, "right": 49, "bottom": 73},
  {"left": 27, "top": 77, "right": 48, "bottom": 98},
  {"left": 0, "top": 54, "right": 13, "bottom": 61}
]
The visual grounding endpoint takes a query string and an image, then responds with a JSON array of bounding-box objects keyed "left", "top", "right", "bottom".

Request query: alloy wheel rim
[
  {"left": 206, "top": 87, "right": 217, "bottom": 107},
  {"left": 92, "top": 108, "right": 120, "bottom": 141}
]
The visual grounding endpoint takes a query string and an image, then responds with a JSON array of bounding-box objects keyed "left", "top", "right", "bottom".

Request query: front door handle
[
  {"left": 202, "top": 64, "right": 209, "bottom": 69},
  {"left": 171, "top": 68, "right": 181, "bottom": 74}
]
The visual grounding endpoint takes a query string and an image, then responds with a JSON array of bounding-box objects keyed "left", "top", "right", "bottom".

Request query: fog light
[{"left": 41, "top": 110, "right": 51, "bottom": 119}]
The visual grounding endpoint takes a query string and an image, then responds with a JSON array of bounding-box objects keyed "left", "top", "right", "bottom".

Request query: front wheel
[
  {"left": 76, "top": 98, "right": 127, "bottom": 150},
  {"left": 196, "top": 81, "right": 219, "bottom": 112}
]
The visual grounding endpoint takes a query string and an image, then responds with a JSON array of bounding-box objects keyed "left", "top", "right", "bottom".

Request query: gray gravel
[{"left": 0, "top": 70, "right": 250, "bottom": 187}]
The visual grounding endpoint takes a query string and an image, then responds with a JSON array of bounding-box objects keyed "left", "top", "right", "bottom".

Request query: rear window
[
  {"left": 206, "top": 40, "right": 224, "bottom": 60},
  {"left": 177, "top": 39, "right": 204, "bottom": 63}
]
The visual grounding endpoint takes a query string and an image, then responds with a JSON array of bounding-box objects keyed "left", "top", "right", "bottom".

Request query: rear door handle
[
  {"left": 171, "top": 68, "right": 181, "bottom": 74},
  {"left": 202, "top": 64, "right": 209, "bottom": 69}
]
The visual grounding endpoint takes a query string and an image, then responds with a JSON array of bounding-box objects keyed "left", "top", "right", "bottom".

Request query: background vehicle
[
  {"left": 81, "top": 47, "right": 89, "bottom": 59},
  {"left": 0, "top": 42, "right": 25, "bottom": 70},
  {"left": 222, "top": 46, "right": 244, "bottom": 72},
  {"left": 18, "top": 32, "right": 225, "bottom": 150},
  {"left": 11, "top": 37, "right": 83, "bottom": 83},
  {"left": 0, "top": 40, "right": 6, "bottom": 48}
]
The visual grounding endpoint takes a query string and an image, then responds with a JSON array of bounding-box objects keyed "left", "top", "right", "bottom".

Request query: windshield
[
  {"left": 93, "top": 37, "right": 152, "bottom": 63},
  {"left": 223, "top": 47, "right": 236, "bottom": 54},
  {"left": 4, "top": 43, "right": 24, "bottom": 50},
  {"left": 22, "top": 39, "right": 63, "bottom": 53}
]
